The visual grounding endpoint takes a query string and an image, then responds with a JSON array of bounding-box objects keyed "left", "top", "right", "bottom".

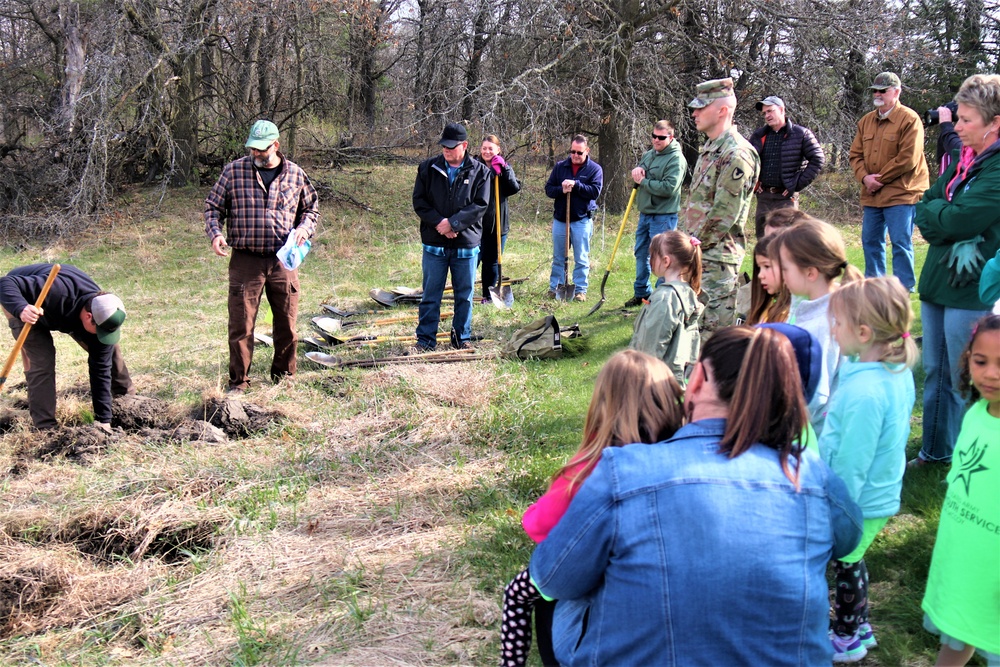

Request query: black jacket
[
  {"left": 0, "top": 263, "right": 115, "bottom": 422},
  {"left": 749, "top": 121, "right": 825, "bottom": 195},
  {"left": 413, "top": 153, "right": 490, "bottom": 248}
]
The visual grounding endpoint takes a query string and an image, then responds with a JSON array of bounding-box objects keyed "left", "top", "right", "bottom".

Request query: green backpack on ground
[{"left": 503, "top": 315, "right": 563, "bottom": 359}]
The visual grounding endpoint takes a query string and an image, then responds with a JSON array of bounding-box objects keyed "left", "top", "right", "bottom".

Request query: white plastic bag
[{"left": 277, "top": 230, "right": 311, "bottom": 271}]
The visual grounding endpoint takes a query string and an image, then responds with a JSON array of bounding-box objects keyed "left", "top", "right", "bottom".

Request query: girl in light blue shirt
[{"left": 820, "top": 277, "right": 919, "bottom": 662}]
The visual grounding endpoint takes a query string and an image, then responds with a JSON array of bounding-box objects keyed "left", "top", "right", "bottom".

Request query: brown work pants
[
  {"left": 4, "top": 309, "right": 133, "bottom": 430},
  {"left": 227, "top": 249, "right": 299, "bottom": 391}
]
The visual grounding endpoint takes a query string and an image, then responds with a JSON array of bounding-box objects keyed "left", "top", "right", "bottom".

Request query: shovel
[
  {"left": 588, "top": 184, "right": 639, "bottom": 316},
  {"left": 488, "top": 177, "right": 514, "bottom": 308},
  {"left": 0, "top": 264, "right": 61, "bottom": 391},
  {"left": 555, "top": 191, "right": 574, "bottom": 301},
  {"left": 306, "top": 347, "right": 482, "bottom": 369}
]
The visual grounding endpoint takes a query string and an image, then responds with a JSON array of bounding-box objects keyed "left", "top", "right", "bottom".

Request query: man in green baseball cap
[
  {"left": 206, "top": 119, "right": 319, "bottom": 394},
  {"left": 0, "top": 263, "right": 133, "bottom": 430}
]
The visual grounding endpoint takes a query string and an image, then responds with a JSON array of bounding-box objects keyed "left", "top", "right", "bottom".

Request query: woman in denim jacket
[{"left": 529, "top": 326, "right": 863, "bottom": 666}]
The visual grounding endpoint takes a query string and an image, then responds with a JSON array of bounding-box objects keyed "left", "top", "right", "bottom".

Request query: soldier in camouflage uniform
[{"left": 681, "top": 78, "right": 760, "bottom": 333}]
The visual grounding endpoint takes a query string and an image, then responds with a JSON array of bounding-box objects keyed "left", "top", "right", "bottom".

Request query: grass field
[{"left": 0, "top": 158, "right": 978, "bottom": 666}]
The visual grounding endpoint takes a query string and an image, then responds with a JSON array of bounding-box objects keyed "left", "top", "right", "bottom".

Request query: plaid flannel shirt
[{"left": 204, "top": 154, "right": 319, "bottom": 254}]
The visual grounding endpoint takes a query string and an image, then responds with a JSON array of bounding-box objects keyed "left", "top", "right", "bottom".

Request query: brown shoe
[
  {"left": 547, "top": 290, "right": 557, "bottom": 299},
  {"left": 573, "top": 293, "right": 586, "bottom": 302}
]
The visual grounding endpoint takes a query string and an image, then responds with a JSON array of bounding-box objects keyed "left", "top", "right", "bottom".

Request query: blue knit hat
[{"left": 756, "top": 323, "right": 822, "bottom": 403}]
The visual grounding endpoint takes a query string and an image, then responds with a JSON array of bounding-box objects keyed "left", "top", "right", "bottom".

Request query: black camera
[{"left": 925, "top": 101, "right": 958, "bottom": 126}]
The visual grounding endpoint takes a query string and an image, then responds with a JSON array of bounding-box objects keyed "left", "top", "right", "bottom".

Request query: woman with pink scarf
[{"left": 913, "top": 74, "right": 1000, "bottom": 466}]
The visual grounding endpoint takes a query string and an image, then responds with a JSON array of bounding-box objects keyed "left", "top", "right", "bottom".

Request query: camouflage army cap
[
  {"left": 870, "top": 72, "right": 901, "bottom": 90},
  {"left": 688, "top": 78, "right": 735, "bottom": 109}
]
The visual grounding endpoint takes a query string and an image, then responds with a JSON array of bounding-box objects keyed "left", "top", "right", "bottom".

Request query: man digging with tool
[
  {"left": 0, "top": 264, "right": 132, "bottom": 431},
  {"left": 412, "top": 122, "right": 490, "bottom": 351}
]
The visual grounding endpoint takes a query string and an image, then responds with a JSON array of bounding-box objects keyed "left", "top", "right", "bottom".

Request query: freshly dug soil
[
  {"left": 112, "top": 395, "right": 175, "bottom": 430},
  {"left": 138, "top": 419, "right": 227, "bottom": 444},
  {"left": 199, "top": 398, "right": 283, "bottom": 438}
]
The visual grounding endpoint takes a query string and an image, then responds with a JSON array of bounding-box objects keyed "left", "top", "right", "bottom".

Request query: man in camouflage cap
[{"left": 681, "top": 78, "right": 760, "bottom": 333}]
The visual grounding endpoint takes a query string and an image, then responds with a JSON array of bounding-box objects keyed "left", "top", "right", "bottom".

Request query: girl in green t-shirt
[{"left": 922, "top": 314, "right": 1000, "bottom": 666}]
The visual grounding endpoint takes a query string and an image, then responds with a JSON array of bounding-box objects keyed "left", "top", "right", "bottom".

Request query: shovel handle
[
  {"left": 495, "top": 177, "right": 503, "bottom": 270},
  {"left": 607, "top": 184, "right": 640, "bottom": 273},
  {"left": 0, "top": 264, "right": 61, "bottom": 389}
]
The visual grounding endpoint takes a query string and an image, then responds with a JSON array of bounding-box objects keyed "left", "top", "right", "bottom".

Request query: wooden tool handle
[{"left": 0, "top": 264, "right": 61, "bottom": 389}]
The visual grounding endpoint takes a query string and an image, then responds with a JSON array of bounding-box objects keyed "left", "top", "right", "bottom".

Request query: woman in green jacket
[{"left": 913, "top": 74, "right": 1000, "bottom": 465}]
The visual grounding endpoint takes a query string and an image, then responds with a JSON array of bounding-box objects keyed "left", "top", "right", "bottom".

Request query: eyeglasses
[
  {"left": 651, "top": 134, "right": 671, "bottom": 141},
  {"left": 568, "top": 150, "right": 586, "bottom": 156},
  {"left": 250, "top": 143, "right": 275, "bottom": 153}
]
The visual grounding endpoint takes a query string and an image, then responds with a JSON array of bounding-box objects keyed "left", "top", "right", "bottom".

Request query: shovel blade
[
  {"left": 586, "top": 297, "right": 606, "bottom": 316},
  {"left": 369, "top": 288, "right": 397, "bottom": 307},
  {"left": 305, "top": 351, "right": 343, "bottom": 368},
  {"left": 555, "top": 283, "right": 574, "bottom": 301},
  {"left": 311, "top": 316, "right": 343, "bottom": 334},
  {"left": 489, "top": 284, "right": 514, "bottom": 309}
]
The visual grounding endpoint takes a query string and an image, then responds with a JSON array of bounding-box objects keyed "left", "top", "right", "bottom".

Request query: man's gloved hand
[
  {"left": 941, "top": 235, "right": 986, "bottom": 288},
  {"left": 491, "top": 154, "right": 506, "bottom": 175}
]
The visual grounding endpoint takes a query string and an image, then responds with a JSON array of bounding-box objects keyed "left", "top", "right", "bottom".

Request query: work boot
[
  {"left": 573, "top": 293, "right": 586, "bottom": 302},
  {"left": 623, "top": 295, "right": 647, "bottom": 308},
  {"left": 547, "top": 290, "right": 557, "bottom": 299}
]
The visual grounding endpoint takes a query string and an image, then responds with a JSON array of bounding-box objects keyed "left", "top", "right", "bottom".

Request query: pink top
[{"left": 522, "top": 460, "right": 588, "bottom": 543}]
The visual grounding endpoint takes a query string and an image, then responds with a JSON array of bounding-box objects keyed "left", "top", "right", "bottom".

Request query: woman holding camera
[{"left": 913, "top": 73, "right": 1000, "bottom": 466}]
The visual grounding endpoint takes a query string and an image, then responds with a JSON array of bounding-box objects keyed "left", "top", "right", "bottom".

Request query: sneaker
[
  {"left": 453, "top": 341, "right": 474, "bottom": 351},
  {"left": 573, "top": 293, "right": 586, "bottom": 302},
  {"left": 623, "top": 295, "right": 647, "bottom": 308},
  {"left": 858, "top": 623, "right": 877, "bottom": 650},
  {"left": 479, "top": 297, "right": 491, "bottom": 305},
  {"left": 406, "top": 345, "right": 434, "bottom": 355},
  {"left": 830, "top": 631, "right": 868, "bottom": 663},
  {"left": 547, "top": 290, "right": 557, "bottom": 299}
]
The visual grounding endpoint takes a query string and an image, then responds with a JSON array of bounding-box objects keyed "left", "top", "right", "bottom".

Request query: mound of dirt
[
  {"left": 0, "top": 566, "right": 62, "bottom": 638},
  {"left": 199, "top": 398, "right": 283, "bottom": 438},
  {"left": 32, "top": 425, "right": 115, "bottom": 464},
  {"left": 112, "top": 394, "right": 176, "bottom": 430},
  {"left": 138, "top": 419, "right": 227, "bottom": 445}
]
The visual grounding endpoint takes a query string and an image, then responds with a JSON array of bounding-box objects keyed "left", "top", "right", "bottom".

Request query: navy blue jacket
[
  {"left": 0, "top": 264, "right": 115, "bottom": 422},
  {"left": 545, "top": 157, "right": 603, "bottom": 222},
  {"left": 413, "top": 153, "right": 490, "bottom": 249},
  {"left": 749, "top": 121, "right": 825, "bottom": 195}
]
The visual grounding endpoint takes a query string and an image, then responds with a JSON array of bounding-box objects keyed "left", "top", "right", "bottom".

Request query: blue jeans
[
  {"left": 919, "top": 301, "right": 988, "bottom": 462},
  {"left": 417, "top": 246, "right": 478, "bottom": 349},
  {"left": 862, "top": 205, "right": 916, "bottom": 291},
  {"left": 549, "top": 217, "right": 593, "bottom": 294},
  {"left": 633, "top": 213, "right": 678, "bottom": 298}
]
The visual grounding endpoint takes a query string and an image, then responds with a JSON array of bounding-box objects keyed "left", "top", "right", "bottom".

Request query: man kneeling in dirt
[{"left": 0, "top": 264, "right": 132, "bottom": 430}]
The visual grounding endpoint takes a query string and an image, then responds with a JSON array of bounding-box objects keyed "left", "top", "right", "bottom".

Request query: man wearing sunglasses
[
  {"left": 624, "top": 120, "right": 688, "bottom": 308},
  {"left": 205, "top": 119, "right": 319, "bottom": 395},
  {"left": 544, "top": 135, "right": 604, "bottom": 301},
  {"left": 748, "top": 96, "right": 825, "bottom": 238},
  {"left": 682, "top": 78, "right": 760, "bottom": 333}
]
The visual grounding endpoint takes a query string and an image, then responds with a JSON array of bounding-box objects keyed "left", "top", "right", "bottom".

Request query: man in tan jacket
[{"left": 849, "top": 72, "right": 929, "bottom": 291}]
